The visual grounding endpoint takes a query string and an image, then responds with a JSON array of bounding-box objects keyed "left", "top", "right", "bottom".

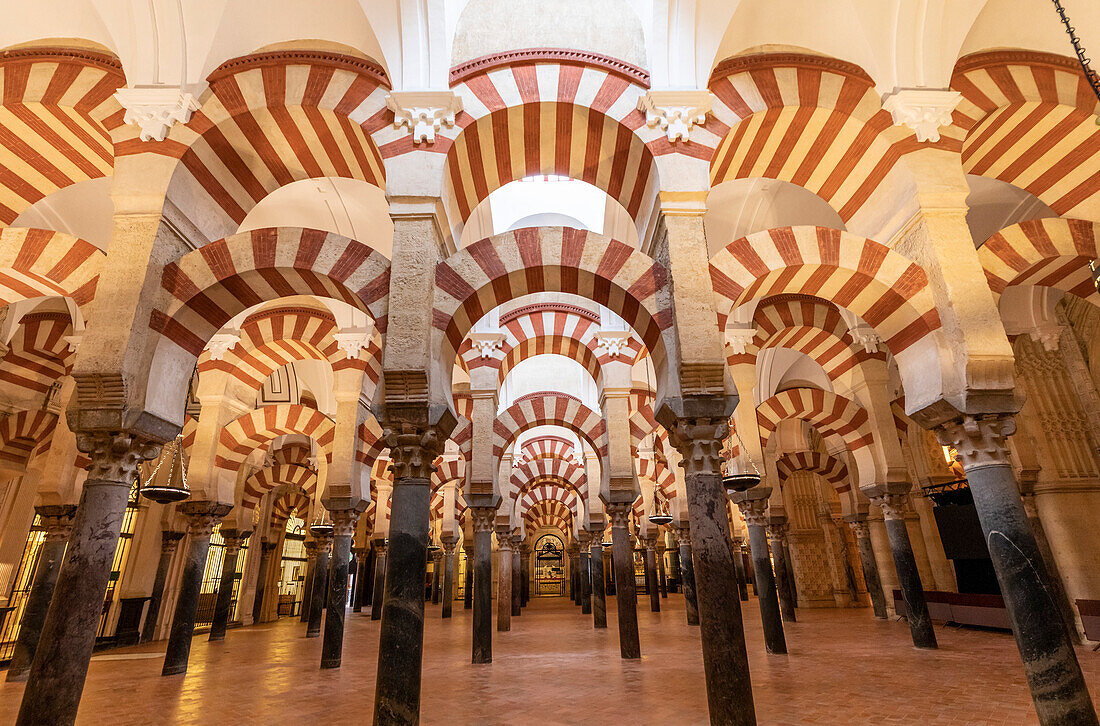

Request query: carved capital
[
  {"left": 765, "top": 521, "right": 789, "bottom": 540},
  {"left": 737, "top": 497, "right": 770, "bottom": 528},
  {"left": 868, "top": 492, "right": 909, "bottom": 521},
  {"left": 220, "top": 529, "right": 247, "bottom": 556},
  {"left": 115, "top": 86, "right": 199, "bottom": 142},
  {"left": 35, "top": 505, "right": 76, "bottom": 543},
  {"left": 606, "top": 502, "right": 633, "bottom": 530},
  {"left": 666, "top": 416, "right": 729, "bottom": 476},
  {"left": 470, "top": 506, "right": 497, "bottom": 533},
  {"left": 673, "top": 524, "right": 692, "bottom": 549},
  {"left": 495, "top": 528, "right": 514, "bottom": 552},
  {"left": 330, "top": 509, "right": 360, "bottom": 538},
  {"left": 724, "top": 326, "right": 756, "bottom": 356},
  {"left": 205, "top": 332, "right": 240, "bottom": 361},
  {"left": 386, "top": 91, "right": 463, "bottom": 144},
  {"left": 333, "top": 329, "right": 372, "bottom": 360},
  {"left": 637, "top": 90, "right": 714, "bottom": 142},
  {"left": 577, "top": 530, "right": 591, "bottom": 548},
  {"left": 846, "top": 519, "right": 870, "bottom": 539},
  {"left": 881, "top": 88, "right": 962, "bottom": 143},
  {"left": 442, "top": 540, "right": 457, "bottom": 556},
  {"left": 161, "top": 529, "right": 186, "bottom": 554},
  {"left": 468, "top": 332, "right": 506, "bottom": 359},
  {"left": 935, "top": 414, "right": 1015, "bottom": 471},
  {"left": 383, "top": 421, "right": 446, "bottom": 481},
  {"left": 315, "top": 535, "right": 334, "bottom": 555},
  {"left": 640, "top": 534, "right": 657, "bottom": 551},
  {"left": 76, "top": 432, "right": 162, "bottom": 485}
]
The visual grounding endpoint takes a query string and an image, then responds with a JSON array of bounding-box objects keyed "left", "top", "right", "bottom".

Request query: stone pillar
[
  {"left": 510, "top": 534, "right": 522, "bottom": 617},
  {"left": 937, "top": 415, "right": 1098, "bottom": 724},
  {"left": 306, "top": 535, "right": 332, "bottom": 638},
  {"left": 730, "top": 536, "right": 749, "bottom": 602},
  {"left": 6, "top": 506, "right": 76, "bottom": 682},
  {"left": 462, "top": 543, "right": 473, "bottom": 610},
  {"left": 606, "top": 503, "right": 640, "bottom": 659},
  {"left": 300, "top": 541, "right": 317, "bottom": 623},
  {"left": 352, "top": 547, "right": 368, "bottom": 613},
  {"left": 372, "top": 421, "right": 445, "bottom": 725},
  {"left": 589, "top": 531, "right": 607, "bottom": 628},
  {"left": 430, "top": 549, "right": 443, "bottom": 604},
  {"left": 642, "top": 535, "right": 660, "bottom": 613},
  {"left": 143, "top": 530, "right": 186, "bottom": 643},
  {"left": 736, "top": 493, "right": 786, "bottom": 655},
  {"left": 674, "top": 526, "right": 699, "bottom": 626},
  {"left": 161, "top": 503, "right": 230, "bottom": 676},
  {"left": 495, "top": 526, "right": 512, "bottom": 632},
  {"left": 441, "top": 537, "right": 456, "bottom": 619},
  {"left": 520, "top": 542, "right": 531, "bottom": 607},
  {"left": 668, "top": 536, "right": 682, "bottom": 593},
  {"left": 846, "top": 517, "right": 887, "bottom": 619},
  {"left": 578, "top": 532, "right": 592, "bottom": 615},
  {"left": 470, "top": 506, "right": 495, "bottom": 662},
  {"left": 865, "top": 487, "right": 937, "bottom": 649},
  {"left": 321, "top": 509, "right": 359, "bottom": 669},
  {"left": 209, "top": 529, "right": 246, "bottom": 642},
  {"left": 766, "top": 521, "right": 796, "bottom": 623},
  {"left": 251, "top": 540, "right": 277, "bottom": 626},
  {"left": 370, "top": 542, "right": 387, "bottom": 620},
  {"left": 567, "top": 543, "right": 580, "bottom": 605},
  {"left": 656, "top": 541, "right": 668, "bottom": 599}
]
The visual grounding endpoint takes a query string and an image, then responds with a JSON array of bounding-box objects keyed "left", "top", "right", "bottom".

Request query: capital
[
  {"left": 672, "top": 523, "right": 692, "bottom": 548},
  {"left": 495, "top": 528, "right": 514, "bottom": 551},
  {"left": 606, "top": 502, "right": 633, "bottom": 530},
  {"left": 76, "top": 431, "right": 163, "bottom": 486},
  {"left": 637, "top": 90, "right": 714, "bottom": 142},
  {"left": 736, "top": 497, "right": 769, "bottom": 528},
  {"left": 205, "top": 332, "right": 241, "bottom": 361},
  {"left": 470, "top": 505, "right": 497, "bottom": 533},
  {"left": 329, "top": 509, "right": 361, "bottom": 538},
  {"left": 114, "top": 86, "right": 199, "bottom": 142},
  {"left": 935, "top": 414, "right": 1015, "bottom": 471},
  {"left": 161, "top": 529, "right": 186, "bottom": 553},
  {"left": 881, "top": 88, "right": 962, "bottom": 143},
  {"left": 765, "top": 520, "right": 789, "bottom": 539},
  {"left": 220, "top": 529, "right": 247, "bottom": 555},
  {"left": 178, "top": 501, "right": 233, "bottom": 538},
  {"left": 35, "top": 505, "right": 77, "bottom": 543},
  {"left": 867, "top": 491, "right": 909, "bottom": 521},
  {"left": 386, "top": 91, "right": 463, "bottom": 144},
  {"left": 383, "top": 421, "right": 447, "bottom": 481}
]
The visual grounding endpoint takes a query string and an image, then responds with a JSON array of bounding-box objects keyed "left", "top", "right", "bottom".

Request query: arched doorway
[{"left": 533, "top": 534, "right": 565, "bottom": 597}]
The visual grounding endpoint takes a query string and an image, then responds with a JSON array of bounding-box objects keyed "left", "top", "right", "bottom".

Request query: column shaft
[
  {"left": 590, "top": 541, "right": 607, "bottom": 628},
  {"left": 352, "top": 550, "right": 368, "bottom": 613},
  {"left": 472, "top": 523, "right": 493, "bottom": 662},
  {"left": 731, "top": 539, "right": 749, "bottom": 602},
  {"left": 745, "top": 520, "right": 786, "bottom": 654},
  {"left": 580, "top": 549, "right": 592, "bottom": 614},
  {"left": 463, "top": 546, "right": 473, "bottom": 610},
  {"left": 608, "top": 507, "right": 640, "bottom": 659},
  {"left": 321, "top": 514, "right": 356, "bottom": 669},
  {"left": 644, "top": 544, "right": 660, "bottom": 612},
  {"left": 656, "top": 545, "right": 668, "bottom": 599},
  {"left": 875, "top": 494, "right": 937, "bottom": 649},
  {"left": 678, "top": 539, "right": 699, "bottom": 626},
  {"left": 510, "top": 541, "right": 521, "bottom": 617},
  {"left": 430, "top": 554, "right": 442, "bottom": 604},
  {"left": 162, "top": 506, "right": 225, "bottom": 676},
  {"left": 441, "top": 545, "right": 455, "bottom": 619},
  {"left": 306, "top": 540, "right": 330, "bottom": 638},
  {"left": 767, "top": 528, "right": 796, "bottom": 623},
  {"left": 496, "top": 533, "right": 512, "bottom": 632},
  {"left": 850, "top": 522, "right": 887, "bottom": 619},
  {"left": 252, "top": 541, "right": 276, "bottom": 626},
  {"left": 370, "top": 547, "right": 387, "bottom": 620},
  {"left": 208, "top": 533, "right": 243, "bottom": 642},
  {"left": 300, "top": 551, "right": 316, "bottom": 623}
]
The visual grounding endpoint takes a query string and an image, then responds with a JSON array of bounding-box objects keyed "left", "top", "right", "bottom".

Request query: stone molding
[
  {"left": 115, "top": 86, "right": 200, "bottom": 142},
  {"left": 333, "top": 330, "right": 371, "bottom": 360},
  {"left": 954, "top": 49, "right": 1085, "bottom": 76},
  {"left": 468, "top": 332, "right": 506, "bottom": 358},
  {"left": 881, "top": 88, "right": 962, "bottom": 143},
  {"left": 385, "top": 91, "right": 463, "bottom": 145},
  {"left": 208, "top": 49, "right": 389, "bottom": 87},
  {"left": 449, "top": 47, "right": 650, "bottom": 88},
  {"left": 935, "top": 414, "right": 1015, "bottom": 471},
  {"left": 0, "top": 46, "right": 124, "bottom": 74},
  {"left": 709, "top": 52, "right": 874, "bottom": 86},
  {"left": 499, "top": 302, "right": 599, "bottom": 325},
  {"left": 638, "top": 90, "right": 714, "bottom": 142},
  {"left": 594, "top": 330, "right": 632, "bottom": 359}
]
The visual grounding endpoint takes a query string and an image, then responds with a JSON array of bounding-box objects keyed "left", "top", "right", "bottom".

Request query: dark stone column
[
  {"left": 736, "top": 493, "right": 786, "bottom": 655},
  {"left": 372, "top": 422, "right": 445, "bottom": 726},
  {"left": 300, "top": 541, "right": 317, "bottom": 623},
  {"left": 656, "top": 541, "right": 668, "bottom": 599},
  {"left": 6, "top": 506, "right": 76, "bottom": 682},
  {"left": 668, "top": 537, "right": 681, "bottom": 593},
  {"left": 470, "top": 507, "right": 495, "bottom": 662},
  {"left": 441, "top": 537, "right": 456, "bottom": 619},
  {"left": 520, "top": 543, "right": 531, "bottom": 607},
  {"left": 16, "top": 433, "right": 159, "bottom": 726},
  {"left": 589, "top": 532, "right": 607, "bottom": 628},
  {"left": 937, "top": 416, "right": 1098, "bottom": 725},
  {"left": 510, "top": 534, "right": 522, "bottom": 617},
  {"left": 866, "top": 487, "right": 937, "bottom": 649},
  {"left": 568, "top": 543, "right": 580, "bottom": 605},
  {"left": 495, "top": 527, "right": 512, "bottom": 632},
  {"left": 607, "top": 503, "right": 640, "bottom": 659},
  {"left": 766, "top": 521, "right": 796, "bottom": 623},
  {"left": 430, "top": 550, "right": 443, "bottom": 604},
  {"left": 370, "top": 542, "right": 387, "bottom": 620},
  {"left": 352, "top": 547, "right": 368, "bottom": 613},
  {"left": 1021, "top": 488, "right": 1081, "bottom": 642},
  {"left": 661, "top": 406, "right": 758, "bottom": 726},
  {"left": 208, "top": 529, "right": 246, "bottom": 642},
  {"left": 579, "top": 533, "right": 592, "bottom": 614},
  {"left": 251, "top": 539, "right": 277, "bottom": 625},
  {"left": 321, "top": 509, "right": 360, "bottom": 669},
  {"left": 731, "top": 536, "right": 749, "bottom": 602},
  {"left": 845, "top": 516, "right": 886, "bottom": 618},
  {"left": 462, "top": 543, "right": 473, "bottom": 610},
  {"left": 642, "top": 535, "right": 660, "bottom": 612},
  {"left": 673, "top": 527, "right": 699, "bottom": 626},
  {"left": 605, "top": 545, "right": 615, "bottom": 595},
  {"left": 781, "top": 538, "right": 798, "bottom": 607},
  {"left": 162, "top": 503, "right": 231, "bottom": 676},
  {"left": 306, "top": 535, "right": 331, "bottom": 638}
]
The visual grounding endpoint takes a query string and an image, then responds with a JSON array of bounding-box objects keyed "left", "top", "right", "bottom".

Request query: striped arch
[
  {"left": 523, "top": 498, "right": 573, "bottom": 535},
  {"left": 0, "top": 311, "right": 74, "bottom": 396},
  {"left": 152, "top": 227, "right": 390, "bottom": 358},
  {"left": 434, "top": 226, "right": 672, "bottom": 395},
  {"left": 492, "top": 392, "right": 608, "bottom": 460},
  {"left": 0, "top": 47, "right": 125, "bottom": 223},
  {"left": 517, "top": 435, "right": 578, "bottom": 465},
  {"left": 510, "top": 456, "right": 588, "bottom": 500},
  {"left": 978, "top": 218, "right": 1100, "bottom": 303},
  {"left": 356, "top": 417, "right": 387, "bottom": 471},
  {"left": 273, "top": 442, "right": 312, "bottom": 467},
  {"left": 0, "top": 410, "right": 57, "bottom": 468},
  {"left": 708, "top": 54, "right": 927, "bottom": 222},
  {"left": 775, "top": 451, "right": 851, "bottom": 493},
  {"left": 242, "top": 463, "right": 317, "bottom": 511},
  {"left": 431, "top": 457, "right": 465, "bottom": 492},
  {"left": 0, "top": 228, "right": 105, "bottom": 310},
  {"left": 429, "top": 487, "right": 468, "bottom": 523},
  {"left": 199, "top": 306, "right": 382, "bottom": 391},
  {"left": 139, "top": 51, "right": 389, "bottom": 232},
  {"left": 951, "top": 51, "right": 1100, "bottom": 218},
  {"left": 756, "top": 387, "right": 875, "bottom": 487},
  {"left": 271, "top": 488, "right": 312, "bottom": 524},
  {"left": 515, "top": 481, "right": 581, "bottom": 520},
  {"left": 710, "top": 227, "right": 939, "bottom": 354},
  {"left": 215, "top": 404, "right": 336, "bottom": 472},
  {"left": 635, "top": 456, "right": 676, "bottom": 500},
  {"left": 726, "top": 295, "right": 884, "bottom": 381}
]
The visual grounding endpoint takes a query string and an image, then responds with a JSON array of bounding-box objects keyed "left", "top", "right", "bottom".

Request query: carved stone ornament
[
  {"left": 330, "top": 510, "right": 360, "bottom": 538},
  {"left": 724, "top": 327, "right": 756, "bottom": 356},
  {"left": 35, "top": 505, "right": 77, "bottom": 543},
  {"left": 606, "top": 502, "right": 633, "bottom": 530},
  {"left": 766, "top": 521, "right": 790, "bottom": 539},
  {"left": 316, "top": 535, "right": 334, "bottom": 554},
  {"left": 595, "top": 330, "right": 632, "bottom": 359},
  {"left": 383, "top": 421, "right": 446, "bottom": 481},
  {"left": 666, "top": 416, "right": 729, "bottom": 476},
  {"left": 76, "top": 432, "right": 163, "bottom": 485},
  {"left": 385, "top": 91, "right": 464, "bottom": 144},
  {"left": 205, "top": 332, "right": 240, "bottom": 361},
  {"left": 673, "top": 524, "right": 692, "bottom": 548},
  {"left": 333, "top": 330, "right": 371, "bottom": 360},
  {"left": 469, "top": 332, "right": 506, "bottom": 359},
  {"left": 577, "top": 530, "right": 591, "bottom": 548},
  {"left": 881, "top": 88, "right": 962, "bottom": 143},
  {"left": 637, "top": 90, "right": 714, "bottom": 142},
  {"left": 470, "top": 506, "right": 497, "bottom": 533},
  {"left": 935, "top": 414, "right": 1016, "bottom": 471},
  {"left": 738, "top": 497, "right": 770, "bottom": 528},
  {"left": 849, "top": 326, "right": 883, "bottom": 354},
  {"left": 847, "top": 519, "right": 869, "bottom": 539},
  {"left": 868, "top": 492, "right": 909, "bottom": 521},
  {"left": 185, "top": 513, "right": 223, "bottom": 539},
  {"left": 495, "top": 529, "right": 514, "bottom": 551},
  {"left": 114, "top": 86, "right": 200, "bottom": 142},
  {"left": 442, "top": 540, "right": 456, "bottom": 556}
]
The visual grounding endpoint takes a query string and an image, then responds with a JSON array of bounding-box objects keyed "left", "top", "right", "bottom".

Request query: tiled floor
[{"left": 1, "top": 596, "right": 1097, "bottom": 725}]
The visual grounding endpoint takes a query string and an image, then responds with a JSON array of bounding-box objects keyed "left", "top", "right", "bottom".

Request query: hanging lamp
[
  {"left": 722, "top": 427, "right": 762, "bottom": 492},
  {"left": 139, "top": 434, "right": 191, "bottom": 504}
]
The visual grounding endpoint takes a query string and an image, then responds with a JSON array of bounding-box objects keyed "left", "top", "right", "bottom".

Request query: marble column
[
  {"left": 578, "top": 532, "right": 592, "bottom": 615},
  {"left": 846, "top": 517, "right": 887, "bottom": 619},
  {"left": 736, "top": 494, "right": 786, "bottom": 655},
  {"left": 730, "top": 536, "right": 749, "bottom": 602},
  {"left": 510, "top": 534, "right": 522, "bottom": 617},
  {"left": 306, "top": 535, "right": 332, "bottom": 638},
  {"left": 441, "top": 537, "right": 456, "bottom": 619},
  {"left": 674, "top": 527, "right": 699, "bottom": 626},
  {"left": 607, "top": 503, "right": 640, "bottom": 659},
  {"left": 162, "top": 503, "right": 231, "bottom": 676},
  {"left": 766, "top": 521, "right": 796, "bottom": 623},
  {"left": 144, "top": 530, "right": 186, "bottom": 643},
  {"left": 6, "top": 506, "right": 76, "bottom": 682},
  {"left": 321, "top": 509, "right": 359, "bottom": 669},
  {"left": 656, "top": 541, "right": 668, "bottom": 599},
  {"left": 252, "top": 540, "right": 277, "bottom": 625},
  {"left": 866, "top": 488, "right": 937, "bottom": 649},
  {"left": 209, "top": 529, "right": 247, "bottom": 642},
  {"left": 16, "top": 433, "right": 159, "bottom": 726},
  {"left": 589, "top": 531, "right": 607, "bottom": 628},
  {"left": 370, "top": 542, "right": 387, "bottom": 620},
  {"left": 462, "top": 543, "right": 473, "bottom": 610},
  {"left": 300, "top": 541, "right": 316, "bottom": 623},
  {"left": 938, "top": 416, "right": 1098, "bottom": 724},
  {"left": 642, "top": 535, "right": 660, "bottom": 613},
  {"left": 470, "top": 507, "right": 495, "bottom": 663},
  {"left": 567, "top": 543, "right": 580, "bottom": 605},
  {"left": 430, "top": 550, "right": 443, "bottom": 604},
  {"left": 495, "top": 527, "right": 513, "bottom": 632},
  {"left": 668, "top": 537, "right": 682, "bottom": 593},
  {"left": 352, "top": 547, "right": 368, "bottom": 613},
  {"left": 520, "top": 542, "right": 531, "bottom": 607},
  {"left": 372, "top": 423, "right": 443, "bottom": 726}
]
